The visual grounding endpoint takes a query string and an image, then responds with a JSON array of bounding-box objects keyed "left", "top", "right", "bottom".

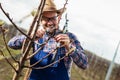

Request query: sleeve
[
  {"left": 68, "top": 33, "right": 88, "bottom": 69},
  {"left": 7, "top": 35, "right": 26, "bottom": 50}
]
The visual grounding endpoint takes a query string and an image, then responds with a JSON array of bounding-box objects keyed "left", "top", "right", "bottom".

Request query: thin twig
[
  {"left": 29, "top": 44, "right": 65, "bottom": 68},
  {"left": 0, "top": 49, "right": 17, "bottom": 72},
  {"left": 57, "top": 0, "right": 68, "bottom": 25},
  {"left": 26, "top": 33, "right": 55, "bottom": 60},
  {"left": 0, "top": 3, "right": 31, "bottom": 40},
  {"left": 26, "top": 38, "right": 49, "bottom": 60},
  {"left": 0, "top": 26, "right": 18, "bottom": 63},
  {"left": 26, "top": 43, "right": 45, "bottom": 60},
  {"left": 24, "top": 47, "right": 75, "bottom": 69},
  {"left": 30, "top": 46, "right": 59, "bottom": 67}
]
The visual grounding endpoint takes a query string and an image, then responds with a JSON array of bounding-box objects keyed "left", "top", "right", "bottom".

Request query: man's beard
[
  {"left": 43, "top": 25, "right": 57, "bottom": 36},
  {"left": 46, "top": 26, "right": 56, "bottom": 34}
]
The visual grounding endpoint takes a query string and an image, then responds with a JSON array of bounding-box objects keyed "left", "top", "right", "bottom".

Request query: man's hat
[
  {"left": 43, "top": 0, "right": 66, "bottom": 14},
  {"left": 31, "top": 0, "right": 66, "bottom": 16}
]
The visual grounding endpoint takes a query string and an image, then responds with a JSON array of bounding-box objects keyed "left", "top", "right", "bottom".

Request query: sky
[{"left": 0, "top": 0, "right": 120, "bottom": 63}]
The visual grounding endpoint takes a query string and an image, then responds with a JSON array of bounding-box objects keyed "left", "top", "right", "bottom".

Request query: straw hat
[
  {"left": 43, "top": 0, "right": 66, "bottom": 14},
  {"left": 31, "top": 0, "right": 66, "bottom": 16}
]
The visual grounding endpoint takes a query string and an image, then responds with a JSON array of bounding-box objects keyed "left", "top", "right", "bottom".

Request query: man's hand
[
  {"left": 31, "top": 27, "right": 45, "bottom": 40},
  {"left": 36, "top": 27, "right": 45, "bottom": 38},
  {"left": 55, "top": 34, "right": 70, "bottom": 50}
]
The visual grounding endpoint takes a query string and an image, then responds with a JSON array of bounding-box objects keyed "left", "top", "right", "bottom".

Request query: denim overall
[{"left": 29, "top": 38, "right": 69, "bottom": 80}]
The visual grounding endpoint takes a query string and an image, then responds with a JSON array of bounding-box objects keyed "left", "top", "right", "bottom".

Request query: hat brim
[
  {"left": 43, "top": 8, "right": 66, "bottom": 15},
  {"left": 56, "top": 8, "right": 66, "bottom": 15},
  {"left": 31, "top": 8, "right": 66, "bottom": 16}
]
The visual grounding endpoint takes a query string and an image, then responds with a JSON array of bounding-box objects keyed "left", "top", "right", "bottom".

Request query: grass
[{"left": 0, "top": 58, "right": 13, "bottom": 80}]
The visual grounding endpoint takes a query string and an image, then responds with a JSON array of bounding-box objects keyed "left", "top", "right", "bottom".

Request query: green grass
[{"left": 0, "top": 58, "right": 13, "bottom": 80}]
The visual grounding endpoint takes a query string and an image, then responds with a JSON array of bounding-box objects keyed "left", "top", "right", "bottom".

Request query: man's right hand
[{"left": 31, "top": 27, "right": 45, "bottom": 40}]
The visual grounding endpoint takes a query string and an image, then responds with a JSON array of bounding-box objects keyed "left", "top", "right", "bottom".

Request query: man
[{"left": 8, "top": 0, "right": 88, "bottom": 80}]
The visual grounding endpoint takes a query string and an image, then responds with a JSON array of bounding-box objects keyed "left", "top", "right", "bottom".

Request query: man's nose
[{"left": 47, "top": 20, "right": 54, "bottom": 26}]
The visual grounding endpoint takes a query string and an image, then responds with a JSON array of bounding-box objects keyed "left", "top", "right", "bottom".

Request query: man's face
[{"left": 41, "top": 11, "right": 58, "bottom": 33}]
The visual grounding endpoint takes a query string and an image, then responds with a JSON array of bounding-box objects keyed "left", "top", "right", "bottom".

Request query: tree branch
[
  {"left": 0, "top": 49, "right": 17, "bottom": 73},
  {"left": 0, "top": 26, "right": 18, "bottom": 63},
  {"left": 0, "top": 3, "right": 31, "bottom": 40}
]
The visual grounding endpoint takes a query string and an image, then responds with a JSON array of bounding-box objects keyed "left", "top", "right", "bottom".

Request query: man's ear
[{"left": 57, "top": 15, "right": 62, "bottom": 20}]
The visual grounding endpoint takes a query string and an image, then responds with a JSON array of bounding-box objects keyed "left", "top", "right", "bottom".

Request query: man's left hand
[{"left": 55, "top": 34, "right": 70, "bottom": 50}]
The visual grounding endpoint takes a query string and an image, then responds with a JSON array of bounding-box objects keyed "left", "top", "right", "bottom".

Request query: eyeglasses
[{"left": 42, "top": 16, "right": 57, "bottom": 22}]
